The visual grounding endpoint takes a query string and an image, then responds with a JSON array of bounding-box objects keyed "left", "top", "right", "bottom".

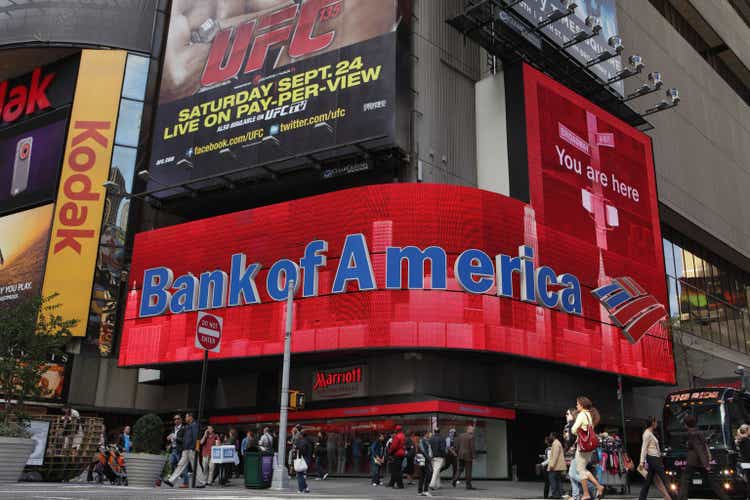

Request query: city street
[{"left": 0, "top": 479, "right": 701, "bottom": 500}]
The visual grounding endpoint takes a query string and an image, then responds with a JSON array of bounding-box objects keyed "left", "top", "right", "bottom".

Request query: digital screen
[
  {"left": 0, "top": 118, "right": 68, "bottom": 214},
  {"left": 149, "top": 0, "right": 404, "bottom": 191},
  {"left": 0, "top": 204, "right": 54, "bottom": 306},
  {"left": 523, "top": 63, "right": 669, "bottom": 348},
  {"left": 119, "top": 183, "right": 674, "bottom": 383}
]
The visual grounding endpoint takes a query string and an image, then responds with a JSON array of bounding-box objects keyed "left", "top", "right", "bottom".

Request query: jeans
[
  {"left": 297, "top": 471, "right": 308, "bottom": 492},
  {"left": 316, "top": 455, "right": 327, "bottom": 478},
  {"left": 569, "top": 459, "right": 596, "bottom": 500},
  {"left": 417, "top": 464, "right": 432, "bottom": 494},
  {"left": 169, "top": 449, "right": 189, "bottom": 485},
  {"left": 371, "top": 462, "right": 382, "bottom": 484},
  {"left": 430, "top": 457, "right": 444, "bottom": 489},
  {"left": 169, "top": 450, "right": 201, "bottom": 486},
  {"left": 548, "top": 470, "right": 563, "bottom": 498}
]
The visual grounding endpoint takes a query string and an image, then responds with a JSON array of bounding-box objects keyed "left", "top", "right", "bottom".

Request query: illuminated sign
[
  {"left": 0, "top": 68, "right": 56, "bottom": 125},
  {"left": 312, "top": 365, "right": 366, "bottom": 401},
  {"left": 119, "top": 184, "right": 675, "bottom": 383},
  {"left": 669, "top": 391, "right": 720, "bottom": 403},
  {"left": 138, "top": 239, "right": 582, "bottom": 318},
  {"left": 41, "top": 50, "right": 126, "bottom": 337}
]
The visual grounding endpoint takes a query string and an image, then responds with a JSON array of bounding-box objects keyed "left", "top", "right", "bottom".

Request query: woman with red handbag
[{"left": 570, "top": 396, "right": 605, "bottom": 500}]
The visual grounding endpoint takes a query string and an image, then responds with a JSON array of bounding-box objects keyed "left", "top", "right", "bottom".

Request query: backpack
[{"left": 576, "top": 412, "right": 600, "bottom": 452}]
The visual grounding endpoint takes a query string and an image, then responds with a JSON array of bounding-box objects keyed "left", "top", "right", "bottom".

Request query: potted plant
[
  {"left": 126, "top": 413, "right": 167, "bottom": 486},
  {"left": 0, "top": 295, "right": 74, "bottom": 482}
]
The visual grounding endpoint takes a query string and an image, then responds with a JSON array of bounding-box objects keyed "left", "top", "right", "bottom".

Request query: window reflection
[
  {"left": 115, "top": 98, "right": 144, "bottom": 147},
  {"left": 122, "top": 54, "right": 149, "bottom": 100}
]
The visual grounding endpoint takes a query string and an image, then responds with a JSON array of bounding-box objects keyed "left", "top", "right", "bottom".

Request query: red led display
[{"left": 119, "top": 183, "right": 674, "bottom": 382}]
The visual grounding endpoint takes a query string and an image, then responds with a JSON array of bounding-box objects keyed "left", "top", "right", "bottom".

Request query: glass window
[
  {"left": 663, "top": 239, "right": 676, "bottom": 278},
  {"left": 122, "top": 54, "right": 149, "bottom": 100},
  {"left": 115, "top": 98, "right": 144, "bottom": 147},
  {"left": 111, "top": 145, "right": 138, "bottom": 194}
]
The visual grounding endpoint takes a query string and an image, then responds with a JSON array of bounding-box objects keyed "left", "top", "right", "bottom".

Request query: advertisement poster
[
  {"left": 0, "top": 203, "right": 53, "bottom": 306},
  {"left": 26, "top": 420, "right": 50, "bottom": 466},
  {"left": 509, "top": 0, "right": 622, "bottom": 95},
  {"left": 149, "top": 0, "right": 400, "bottom": 187},
  {"left": 41, "top": 50, "right": 126, "bottom": 337},
  {"left": 0, "top": 118, "right": 68, "bottom": 214}
]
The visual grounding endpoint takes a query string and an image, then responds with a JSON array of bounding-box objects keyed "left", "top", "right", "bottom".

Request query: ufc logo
[{"left": 200, "top": 0, "right": 343, "bottom": 87}]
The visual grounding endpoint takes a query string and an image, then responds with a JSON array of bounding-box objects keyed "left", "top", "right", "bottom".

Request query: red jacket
[{"left": 389, "top": 431, "right": 406, "bottom": 458}]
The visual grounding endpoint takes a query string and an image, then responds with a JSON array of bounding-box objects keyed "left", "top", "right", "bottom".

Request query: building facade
[{"left": 1, "top": 0, "right": 748, "bottom": 481}]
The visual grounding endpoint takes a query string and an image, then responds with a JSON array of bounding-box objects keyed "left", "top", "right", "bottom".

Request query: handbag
[
  {"left": 637, "top": 463, "right": 648, "bottom": 478},
  {"left": 576, "top": 412, "right": 600, "bottom": 452},
  {"left": 293, "top": 451, "right": 308, "bottom": 473}
]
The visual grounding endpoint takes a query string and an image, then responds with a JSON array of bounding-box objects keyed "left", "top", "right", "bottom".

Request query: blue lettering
[
  {"left": 300, "top": 240, "right": 328, "bottom": 297},
  {"left": 519, "top": 245, "right": 536, "bottom": 303},
  {"left": 534, "top": 266, "right": 560, "bottom": 309},
  {"left": 496, "top": 253, "right": 521, "bottom": 298},
  {"left": 454, "top": 249, "right": 494, "bottom": 294},
  {"left": 332, "top": 233, "right": 376, "bottom": 293},
  {"left": 228, "top": 253, "right": 261, "bottom": 306},
  {"left": 140, "top": 267, "right": 173, "bottom": 317},
  {"left": 558, "top": 273, "right": 583, "bottom": 315},
  {"left": 169, "top": 273, "right": 199, "bottom": 313},
  {"left": 199, "top": 270, "right": 228, "bottom": 309},
  {"left": 385, "top": 246, "right": 447, "bottom": 289},
  {"left": 267, "top": 259, "right": 300, "bottom": 301}
]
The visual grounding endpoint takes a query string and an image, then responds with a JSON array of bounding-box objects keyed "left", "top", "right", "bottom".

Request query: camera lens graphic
[{"left": 19, "top": 141, "right": 31, "bottom": 160}]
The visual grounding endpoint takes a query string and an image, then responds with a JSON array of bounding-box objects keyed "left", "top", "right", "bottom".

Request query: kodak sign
[{"left": 42, "top": 50, "right": 126, "bottom": 336}]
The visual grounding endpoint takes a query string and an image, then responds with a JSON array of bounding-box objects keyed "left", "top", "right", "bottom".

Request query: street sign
[{"left": 195, "top": 311, "right": 222, "bottom": 353}]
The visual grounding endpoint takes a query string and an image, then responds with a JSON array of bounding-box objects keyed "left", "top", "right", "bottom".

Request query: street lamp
[{"left": 271, "top": 279, "right": 296, "bottom": 490}]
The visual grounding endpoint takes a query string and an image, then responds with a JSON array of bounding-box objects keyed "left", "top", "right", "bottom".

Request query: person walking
[
  {"left": 677, "top": 415, "right": 730, "bottom": 500},
  {"left": 547, "top": 433, "right": 566, "bottom": 499},
  {"left": 166, "top": 414, "right": 189, "bottom": 487},
  {"left": 165, "top": 413, "right": 203, "bottom": 488},
  {"left": 200, "top": 425, "right": 217, "bottom": 486},
  {"left": 117, "top": 426, "right": 132, "bottom": 453},
  {"left": 541, "top": 436, "right": 552, "bottom": 499},
  {"left": 387, "top": 425, "right": 406, "bottom": 489},
  {"left": 428, "top": 428, "right": 446, "bottom": 490},
  {"left": 440, "top": 428, "right": 458, "bottom": 481},
  {"left": 259, "top": 426, "right": 273, "bottom": 452},
  {"left": 451, "top": 425, "right": 476, "bottom": 490},
  {"left": 370, "top": 433, "right": 386, "bottom": 486},
  {"left": 638, "top": 417, "right": 674, "bottom": 500},
  {"left": 570, "top": 397, "right": 605, "bottom": 500},
  {"left": 314, "top": 431, "right": 329, "bottom": 480},
  {"left": 417, "top": 431, "right": 433, "bottom": 496},
  {"left": 293, "top": 430, "right": 312, "bottom": 493}
]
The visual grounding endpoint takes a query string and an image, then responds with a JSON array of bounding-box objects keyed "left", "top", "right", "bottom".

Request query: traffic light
[{"left": 289, "top": 390, "right": 305, "bottom": 410}]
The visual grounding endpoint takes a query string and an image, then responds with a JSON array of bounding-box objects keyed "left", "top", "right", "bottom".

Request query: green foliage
[
  {"left": 132, "top": 413, "right": 165, "bottom": 454},
  {"left": 0, "top": 294, "right": 75, "bottom": 436}
]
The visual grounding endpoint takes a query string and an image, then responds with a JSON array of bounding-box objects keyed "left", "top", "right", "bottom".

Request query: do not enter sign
[{"left": 195, "top": 312, "right": 222, "bottom": 353}]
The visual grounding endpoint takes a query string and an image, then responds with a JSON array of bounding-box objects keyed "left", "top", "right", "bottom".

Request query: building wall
[
  {"left": 410, "top": 0, "right": 481, "bottom": 186},
  {"left": 617, "top": 0, "right": 750, "bottom": 262}
]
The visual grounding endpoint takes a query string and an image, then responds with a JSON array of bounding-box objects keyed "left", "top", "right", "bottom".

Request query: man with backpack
[
  {"left": 428, "top": 428, "right": 446, "bottom": 490},
  {"left": 387, "top": 425, "right": 406, "bottom": 489}
]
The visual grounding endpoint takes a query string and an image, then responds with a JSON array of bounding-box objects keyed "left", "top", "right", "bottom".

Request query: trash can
[{"left": 244, "top": 451, "right": 273, "bottom": 488}]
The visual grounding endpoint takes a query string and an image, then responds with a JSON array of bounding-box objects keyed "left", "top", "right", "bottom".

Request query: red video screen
[{"left": 119, "top": 182, "right": 674, "bottom": 382}]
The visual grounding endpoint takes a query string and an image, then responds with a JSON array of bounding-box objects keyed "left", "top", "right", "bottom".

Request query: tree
[
  {"left": 0, "top": 294, "right": 76, "bottom": 436},
  {"left": 132, "top": 413, "right": 165, "bottom": 454}
]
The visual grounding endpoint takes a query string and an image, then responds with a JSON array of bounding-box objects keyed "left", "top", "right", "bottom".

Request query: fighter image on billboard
[{"left": 151, "top": 0, "right": 402, "bottom": 187}]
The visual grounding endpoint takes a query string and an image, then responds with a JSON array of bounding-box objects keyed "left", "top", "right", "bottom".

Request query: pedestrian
[
  {"left": 164, "top": 412, "right": 204, "bottom": 488},
  {"left": 314, "top": 431, "right": 329, "bottom": 480},
  {"left": 570, "top": 397, "right": 605, "bottom": 500},
  {"left": 166, "top": 414, "right": 189, "bottom": 487},
  {"left": 404, "top": 431, "right": 417, "bottom": 485},
  {"left": 638, "top": 417, "right": 673, "bottom": 500},
  {"left": 737, "top": 424, "right": 750, "bottom": 485},
  {"left": 370, "top": 433, "right": 386, "bottom": 486},
  {"left": 417, "top": 430, "right": 433, "bottom": 496},
  {"left": 541, "top": 435, "right": 552, "bottom": 499},
  {"left": 451, "top": 425, "right": 476, "bottom": 490},
  {"left": 228, "top": 428, "right": 241, "bottom": 477},
  {"left": 293, "top": 430, "right": 312, "bottom": 493},
  {"left": 117, "top": 425, "right": 132, "bottom": 453},
  {"left": 259, "top": 426, "right": 273, "bottom": 452},
  {"left": 440, "top": 428, "right": 458, "bottom": 480},
  {"left": 241, "top": 430, "right": 257, "bottom": 455},
  {"left": 677, "top": 414, "right": 730, "bottom": 500},
  {"left": 200, "top": 425, "right": 217, "bottom": 486},
  {"left": 547, "top": 433, "right": 566, "bottom": 499},
  {"left": 387, "top": 425, "right": 406, "bottom": 489},
  {"left": 428, "top": 428, "right": 446, "bottom": 490}
]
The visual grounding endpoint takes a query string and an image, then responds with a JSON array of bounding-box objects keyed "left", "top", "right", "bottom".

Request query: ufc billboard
[{"left": 149, "top": 0, "right": 408, "bottom": 189}]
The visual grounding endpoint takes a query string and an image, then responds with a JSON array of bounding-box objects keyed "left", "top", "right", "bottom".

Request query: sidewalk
[{"left": 0, "top": 477, "right": 663, "bottom": 499}]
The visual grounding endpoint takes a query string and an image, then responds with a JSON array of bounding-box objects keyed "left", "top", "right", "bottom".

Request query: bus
[{"left": 662, "top": 387, "right": 750, "bottom": 499}]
